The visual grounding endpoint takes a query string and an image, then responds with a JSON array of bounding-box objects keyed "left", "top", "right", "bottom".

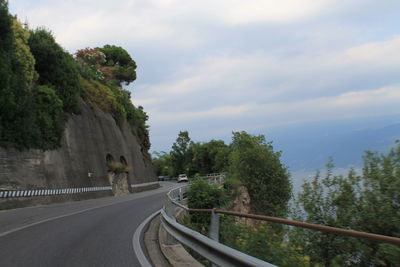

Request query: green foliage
[
  {"left": 0, "top": 8, "right": 149, "bottom": 152},
  {"left": 0, "top": 8, "right": 68, "bottom": 150},
  {"left": 229, "top": 131, "right": 292, "bottom": 217},
  {"left": 28, "top": 28, "right": 80, "bottom": 112},
  {"left": 223, "top": 176, "right": 242, "bottom": 194},
  {"left": 190, "top": 140, "right": 230, "bottom": 175},
  {"left": 292, "top": 143, "right": 400, "bottom": 266},
  {"left": 80, "top": 78, "right": 125, "bottom": 117},
  {"left": 220, "top": 219, "right": 310, "bottom": 266},
  {"left": 97, "top": 45, "right": 137, "bottom": 86},
  {"left": 187, "top": 178, "right": 227, "bottom": 233},
  {"left": 11, "top": 18, "right": 37, "bottom": 88},
  {"left": 80, "top": 77, "right": 150, "bottom": 151},
  {"left": 76, "top": 44, "right": 149, "bottom": 152},
  {"left": 0, "top": 7, "right": 37, "bottom": 149},
  {"left": 75, "top": 47, "right": 107, "bottom": 81},
  {"left": 31, "top": 86, "right": 64, "bottom": 149},
  {"left": 155, "top": 132, "right": 230, "bottom": 177},
  {"left": 112, "top": 88, "right": 150, "bottom": 151},
  {"left": 152, "top": 151, "right": 173, "bottom": 177},
  {"left": 170, "top": 131, "right": 193, "bottom": 176}
]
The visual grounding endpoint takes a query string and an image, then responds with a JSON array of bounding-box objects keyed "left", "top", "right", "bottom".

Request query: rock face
[
  {"left": 109, "top": 172, "right": 131, "bottom": 196},
  {"left": 232, "top": 186, "right": 254, "bottom": 227},
  {"left": 0, "top": 99, "right": 156, "bottom": 191}
]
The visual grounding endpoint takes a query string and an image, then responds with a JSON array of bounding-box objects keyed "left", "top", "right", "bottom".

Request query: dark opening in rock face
[
  {"left": 106, "top": 154, "right": 114, "bottom": 165},
  {"left": 120, "top": 156, "right": 127, "bottom": 166}
]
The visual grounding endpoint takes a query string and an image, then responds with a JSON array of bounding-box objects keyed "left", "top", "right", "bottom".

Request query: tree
[
  {"left": 76, "top": 44, "right": 151, "bottom": 152},
  {"left": 229, "top": 131, "right": 292, "bottom": 217},
  {"left": 170, "top": 131, "right": 192, "bottom": 176},
  {"left": 190, "top": 140, "right": 230, "bottom": 175},
  {"left": 291, "top": 143, "right": 400, "bottom": 266},
  {"left": 74, "top": 47, "right": 106, "bottom": 80},
  {"left": 97, "top": 45, "right": 137, "bottom": 86},
  {"left": 152, "top": 151, "right": 173, "bottom": 177},
  {"left": 11, "top": 18, "right": 36, "bottom": 88},
  {"left": 28, "top": 28, "right": 81, "bottom": 112},
  {"left": 0, "top": 4, "right": 37, "bottom": 148},
  {"left": 31, "top": 86, "right": 64, "bottom": 149},
  {"left": 187, "top": 178, "right": 227, "bottom": 233}
]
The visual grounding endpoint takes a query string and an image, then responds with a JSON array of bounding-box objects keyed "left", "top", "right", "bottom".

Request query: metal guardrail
[
  {"left": 161, "top": 184, "right": 275, "bottom": 267},
  {"left": 161, "top": 179, "right": 400, "bottom": 266},
  {"left": 0, "top": 182, "right": 159, "bottom": 199}
]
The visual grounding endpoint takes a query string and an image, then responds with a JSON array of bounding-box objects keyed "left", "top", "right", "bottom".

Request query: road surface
[{"left": 0, "top": 182, "right": 177, "bottom": 267}]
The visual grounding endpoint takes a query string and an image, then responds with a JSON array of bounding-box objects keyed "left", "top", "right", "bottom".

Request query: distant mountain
[{"left": 267, "top": 118, "right": 400, "bottom": 172}]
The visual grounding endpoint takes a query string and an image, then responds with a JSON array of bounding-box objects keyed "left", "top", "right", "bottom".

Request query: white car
[{"left": 178, "top": 174, "right": 188, "bottom": 183}]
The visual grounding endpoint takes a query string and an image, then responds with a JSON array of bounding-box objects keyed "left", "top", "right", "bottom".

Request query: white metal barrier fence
[{"left": 0, "top": 182, "right": 159, "bottom": 198}]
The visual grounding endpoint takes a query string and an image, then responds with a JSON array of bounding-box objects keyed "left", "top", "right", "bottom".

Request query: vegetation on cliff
[
  {"left": 154, "top": 130, "right": 291, "bottom": 215},
  {"left": 290, "top": 143, "right": 400, "bottom": 266},
  {"left": 0, "top": 1, "right": 150, "bottom": 151},
  {"left": 153, "top": 130, "right": 230, "bottom": 177},
  {"left": 163, "top": 129, "right": 399, "bottom": 266}
]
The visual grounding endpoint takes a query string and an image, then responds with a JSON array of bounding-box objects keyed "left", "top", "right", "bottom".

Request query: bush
[
  {"left": 80, "top": 77, "right": 151, "bottom": 151},
  {"left": 0, "top": 8, "right": 38, "bottom": 149},
  {"left": 229, "top": 131, "right": 292, "bottom": 217},
  {"left": 97, "top": 45, "right": 137, "bottom": 86},
  {"left": 28, "top": 28, "right": 80, "bottom": 112},
  {"left": 220, "top": 219, "right": 310, "bottom": 267},
  {"left": 31, "top": 86, "right": 64, "bottom": 149},
  {"left": 291, "top": 143, "right": 400, "bottom": 266},
  {"left": 107, "top": 161, "right": 129, "bottom": 174},
  {"left": 187, "top": 178, "right": 227, "bottom": 233},
  {"left": 80, "top": 78, "right": 125, "bottom": 118}
]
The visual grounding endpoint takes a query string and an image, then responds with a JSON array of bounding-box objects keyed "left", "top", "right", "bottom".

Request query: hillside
[{"left": 0, "top": 2, "right": 156, "bottom": 192}]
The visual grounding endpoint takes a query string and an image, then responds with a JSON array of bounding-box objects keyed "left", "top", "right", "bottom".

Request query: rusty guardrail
[
  {"left": 162, "top": 178, "right": 400, "bottom": 267},
  {"left": 188, "top": 208, "right": 400, "bottom": 246}
]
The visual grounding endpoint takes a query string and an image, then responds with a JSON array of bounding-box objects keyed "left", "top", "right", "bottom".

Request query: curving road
[{"left": 0, "top": 182, "right": 177, "bottom": 267}]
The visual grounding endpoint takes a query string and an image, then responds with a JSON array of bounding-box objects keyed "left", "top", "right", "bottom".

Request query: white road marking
[
  {"left": 0, "top": 184, "right": 176, "bottom": 238},
  {"left": 132, "top": 209, "right": 161, "bottom": 267}
]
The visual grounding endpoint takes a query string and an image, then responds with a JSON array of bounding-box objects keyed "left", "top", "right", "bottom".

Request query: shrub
[
  {"left": 107, "top": 161, "right": 129, "bottom": 174},
  {"left": 80, "top": 78, "right": 125, "bottom": 119},
  {"left": 0, "top": 9, "right": 38, "bottom": 149},
  {"left": 229, "top": 131, "right": 291, "bottom": 217},
  {"left": 187, "top": 178, "right": 227, "bottom": 233},
  {"left": 31, "top": 85, "right": 64, "bottom": 149},
  {"left": 28, "top": 28, "right": 80, "bottom": 112},
  {"left": 97, "top": 45, "right": 137, "bottom": 86}
]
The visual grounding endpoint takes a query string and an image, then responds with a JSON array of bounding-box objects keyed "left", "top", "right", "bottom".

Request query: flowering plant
[{"left": 75, "top": 48, "right": 106, "bottom": 66}]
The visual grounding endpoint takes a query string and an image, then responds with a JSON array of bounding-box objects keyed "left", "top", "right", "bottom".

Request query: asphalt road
[{"left": 0, "top": 182, "right": 177, "bottom": 267}]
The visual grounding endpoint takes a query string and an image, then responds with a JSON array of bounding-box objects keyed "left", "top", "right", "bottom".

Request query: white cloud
[
  {"left": 147, "top": 85, "right": 400, "bottom": 125},
  {"left": 136, "top": 34, "right": 400, "bottom": 104},
  {"left": 10, "top": 0, "right": 358, "bottom": 53},
  {"left": 223, "top": 0, "right": 335, "bottom": 25},
  {"left": 340, "top": 36, "right": 400, "bottom": 67},
  {"left": 135, "top": 35, "right": 400, "bottom": 133},
  {"left": 10, "top": 0, "right": 400, "bottom": 151}
]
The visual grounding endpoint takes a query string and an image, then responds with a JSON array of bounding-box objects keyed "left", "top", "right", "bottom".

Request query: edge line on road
[
  {"left": 0, "top": 187, "right": 173, "bottom": 238},
  {"left": 0, "top": 201, "right": 131, "bottom": 237},
  {"left": 132, "top": 209, "right": 161, "bottom": 267}
]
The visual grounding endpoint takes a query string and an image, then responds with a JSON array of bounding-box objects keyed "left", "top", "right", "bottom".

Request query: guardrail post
[
  {"left": 209, "top": 209, "right": 220, "bottom": 242},
  {"left": 165, "top": 197, "right": 174, "bottom": 218},
  {"left": 179, "top": 188, "right": 183, "bottom": 202},
  {"left": 209, "top": 210, "right": 220, "bottom": 267}
]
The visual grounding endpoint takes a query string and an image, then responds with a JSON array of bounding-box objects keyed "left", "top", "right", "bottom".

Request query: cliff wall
[{"left": 0, "top": 99, "right": 156, "bottom": 191}]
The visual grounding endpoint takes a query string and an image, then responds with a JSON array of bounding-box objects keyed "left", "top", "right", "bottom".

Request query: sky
[{"left": 9, "top": 1, "right": 400, "bottom": 164}]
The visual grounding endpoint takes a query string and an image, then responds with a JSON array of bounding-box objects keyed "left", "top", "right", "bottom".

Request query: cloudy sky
[{"left": 10, "top": 0, "right": 400, "bottom": 157}]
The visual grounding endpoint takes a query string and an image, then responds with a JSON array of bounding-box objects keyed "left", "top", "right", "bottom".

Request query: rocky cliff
[{"left": 0, "top": 99, "right": 156, "bottom": 191}]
